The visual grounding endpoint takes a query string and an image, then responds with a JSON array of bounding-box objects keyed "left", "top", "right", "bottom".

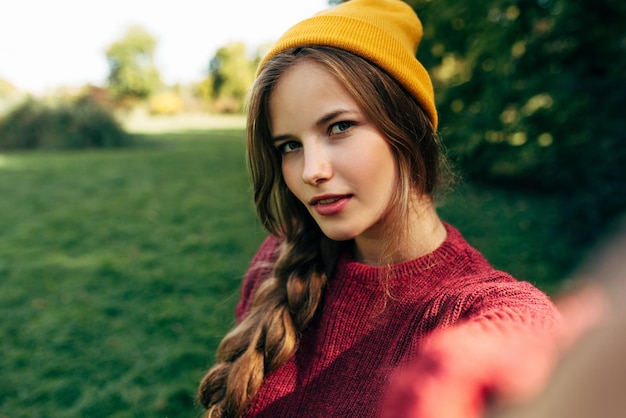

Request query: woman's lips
[{"left": 311, "top": 195, "right": 351, "bottom": 216}]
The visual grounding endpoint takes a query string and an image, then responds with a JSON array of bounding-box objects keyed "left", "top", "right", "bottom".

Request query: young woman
[{"left": 198, "top": 1, "right": 560, "bottom": 417}]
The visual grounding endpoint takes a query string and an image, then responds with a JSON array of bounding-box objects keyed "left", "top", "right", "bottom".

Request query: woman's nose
[{"left": 301, "top": 143, "right": 332, "bottom": 185}]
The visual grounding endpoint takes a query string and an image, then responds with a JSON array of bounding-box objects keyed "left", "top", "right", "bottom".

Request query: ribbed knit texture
[
  {"left": 257, "top": 0, "right": 438, "bottom": 129},
  {"left": 235, "top": 224, "right": 559, "bottom": 417}
]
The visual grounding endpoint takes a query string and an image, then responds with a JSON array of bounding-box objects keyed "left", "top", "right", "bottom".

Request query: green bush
[
  {"left": 0, "top": 96, "right": 131, "bottom": 150},
  {"left": 411, "top": 0, "right": 626, "bottom": 246}
]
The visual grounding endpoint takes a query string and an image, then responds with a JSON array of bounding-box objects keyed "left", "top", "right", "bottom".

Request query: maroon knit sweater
[{"left": 234, "top": 223, "right": 560, "bottom": 417}]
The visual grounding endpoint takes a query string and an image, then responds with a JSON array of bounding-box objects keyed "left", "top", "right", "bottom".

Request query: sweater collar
[{"left": 333, "top": 223, "right": 477, "bottom": 289}]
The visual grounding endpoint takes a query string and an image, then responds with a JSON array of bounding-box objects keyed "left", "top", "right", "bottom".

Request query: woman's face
[{"left": 269, "top": 60, "right": 398, "bottom": 246}]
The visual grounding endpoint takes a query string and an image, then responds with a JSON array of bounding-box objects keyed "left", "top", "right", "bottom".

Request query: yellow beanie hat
[{"left": 258, "top": 0, "right": 437, "bottom": 129}]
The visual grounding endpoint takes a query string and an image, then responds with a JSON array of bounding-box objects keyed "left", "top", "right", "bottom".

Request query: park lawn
[{"left": 0, "top": 129, "right": 577, "bottom": 417}]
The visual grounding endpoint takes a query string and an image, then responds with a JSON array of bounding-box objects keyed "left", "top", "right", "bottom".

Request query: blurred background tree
[
  {"left": 0, "top": 78, "right": 19, "bottom": 100},
  {"left": 0, "top": 77, "right": 25, "bottom": 116},
  {"left": 203, "top": 42, "right": 257, "bottom": 113},
  {"left": 106, "top": 25, "right": 162, "bottom": 108}
]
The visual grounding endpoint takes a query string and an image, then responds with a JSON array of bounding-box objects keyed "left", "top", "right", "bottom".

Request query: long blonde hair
[{"left": 197, "top": 46, "right": 448, "bottom": 417}]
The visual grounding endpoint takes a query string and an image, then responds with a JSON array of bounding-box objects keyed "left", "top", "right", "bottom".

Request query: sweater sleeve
[
  {"left": 234, "top": 235, "right": 282, "bottom": 322},
  {"left": 383, "top": 280, "right": 562, "bottom": 418},
  {"left": 458, "top": 279, "right": 561, "bottom": 331}
]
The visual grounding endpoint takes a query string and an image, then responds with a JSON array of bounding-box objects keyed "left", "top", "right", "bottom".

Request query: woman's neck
[{"left": 353, "top": 197, "right": 447, "bottom": 266}]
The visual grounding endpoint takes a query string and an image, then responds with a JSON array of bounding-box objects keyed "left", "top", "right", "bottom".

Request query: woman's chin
[{"left": 319, "top": 228, "right": 358, "bottom": 243}]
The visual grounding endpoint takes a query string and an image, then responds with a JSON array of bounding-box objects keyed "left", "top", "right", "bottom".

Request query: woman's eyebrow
[
  {"left": 271, "top": 132, "right": 296, "bottom": 144},
  {"left": 315, "top": 109, "right": 350, "bottom": 128}
]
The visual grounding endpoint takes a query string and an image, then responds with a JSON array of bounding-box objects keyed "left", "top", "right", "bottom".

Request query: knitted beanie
[{"left": 257, "top": 0, "right": 437, "bottom": 129}]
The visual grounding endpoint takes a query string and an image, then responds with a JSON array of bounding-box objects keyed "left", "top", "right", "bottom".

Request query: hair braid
[{"left": 197, "top": 228, "right": 338, "bottom": 417}]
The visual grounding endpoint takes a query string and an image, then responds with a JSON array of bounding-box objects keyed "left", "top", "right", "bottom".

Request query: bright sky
[{"left": 0, "top": 0, "right": 330, "bottom": 94}]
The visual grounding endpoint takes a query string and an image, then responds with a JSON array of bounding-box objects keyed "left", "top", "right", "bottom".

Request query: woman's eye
[
  {"left": 278, "top": 140, "right": 301, "bottom": 154},
  {"left": 329, "top": 121, "right": 353, "bottom": 135}
]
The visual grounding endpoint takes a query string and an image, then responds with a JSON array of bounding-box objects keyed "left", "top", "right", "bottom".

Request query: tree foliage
[
  {"left": 205, "top": 42, "right": 257, "bottom": 112},
  {"left": 0, "top": 78, "right": 18, "bottom": 99},
  {"left": 106, "top": 25, "right": 162, "bottom": 106}
]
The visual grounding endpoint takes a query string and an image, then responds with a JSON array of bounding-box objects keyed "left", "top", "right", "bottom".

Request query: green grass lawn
[{"left": 0, "top": 129, "right": 580, "bottom": 417}]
